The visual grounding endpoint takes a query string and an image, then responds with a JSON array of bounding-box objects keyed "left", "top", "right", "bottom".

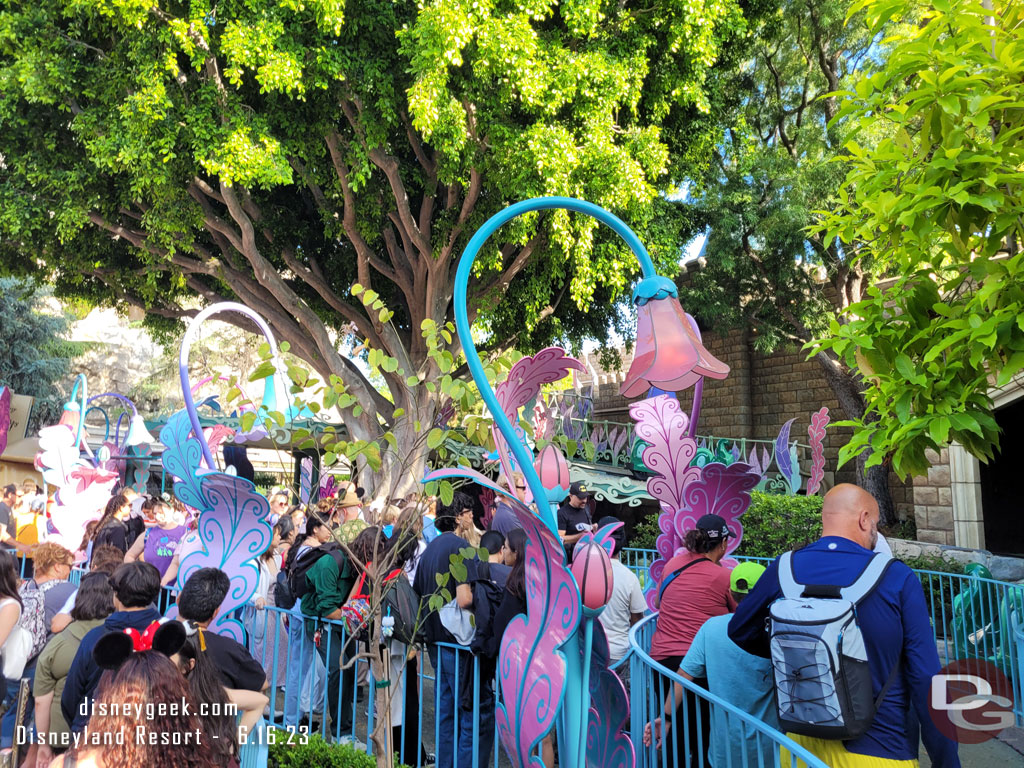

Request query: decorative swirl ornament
[{"left": 162, "top": 303, "right": 276, "bottom": 641}]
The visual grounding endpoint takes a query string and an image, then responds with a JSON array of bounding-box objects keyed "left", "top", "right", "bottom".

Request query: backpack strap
[
  {"left": 874, "top": 658, "right": 901, "bottom": 711},
  {"left": 658, "top": 557, "right": 710, "bottom": 602},
  {"left": 840, "top": 553, "right": 893, "bottom": 605},
  {"left": 779, "top": 550, "right": 893, "bottom": 603},
  {"left": 778, "top": 552, "right": 801, "bottom": 599}
]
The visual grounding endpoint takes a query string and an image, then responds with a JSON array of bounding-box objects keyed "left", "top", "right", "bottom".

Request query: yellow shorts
[{"left": 780, "top": 734, "right": 919, "bottom": 768}]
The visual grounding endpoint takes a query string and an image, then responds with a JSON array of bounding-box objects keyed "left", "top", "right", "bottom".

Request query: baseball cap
[
  {"left": 695, "top": 513, "right": 732, "bottom": 540},
  {"left": 569, "top": 481, "right": 590, "bottom": 499},
  {"left": 730, "top": 561, "right": 766, "bottom": 594}
]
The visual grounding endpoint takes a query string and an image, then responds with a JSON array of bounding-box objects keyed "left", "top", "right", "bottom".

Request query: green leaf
[
  {"left": 427, "top": 428, "right": 446, "bottom": 449},
  {"left": 439, "top": 479, "right": 455, "bottom": 506},
  {"left": 247, "top": 361, "right": 276, "bottom": 382}
]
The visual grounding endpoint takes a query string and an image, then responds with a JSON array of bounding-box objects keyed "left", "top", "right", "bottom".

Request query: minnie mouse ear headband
[{"left": 93, "top": 619, "right": 187, "bottom": 671}]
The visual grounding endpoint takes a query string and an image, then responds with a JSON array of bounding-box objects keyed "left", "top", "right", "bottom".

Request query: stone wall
[
  {"left": 911, "top": 448, "right": 954, "bottom": 545},
  {"left": 579, "top": 327, "right": 915, "bottom": 520}
]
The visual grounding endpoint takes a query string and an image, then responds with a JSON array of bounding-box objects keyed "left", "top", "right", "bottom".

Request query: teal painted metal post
[{"left": 453, "top": 197, "right": 679, "bottom": 768}]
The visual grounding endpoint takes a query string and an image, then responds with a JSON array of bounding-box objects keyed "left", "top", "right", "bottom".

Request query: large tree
[
  {"left": 0, "top": 0, "right": 759, "bottom": 490},
  {"left": 673, "top": 0, "right": 910, "bottom": 521}
]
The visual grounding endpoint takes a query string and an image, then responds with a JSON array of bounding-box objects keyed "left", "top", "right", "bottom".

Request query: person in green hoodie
[
  {"left": 33, "top": 573, "right": 114, "bottom": 764},
  {"left": 300, "top": 520, "right": 360, "bottom": 741}
]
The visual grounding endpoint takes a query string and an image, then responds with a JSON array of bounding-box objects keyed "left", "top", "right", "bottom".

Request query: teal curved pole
[
  {"left": 66, "top": 374, "right": 88, "bottom": 451},
  {"left": 455, "top": 197, "right": 670, "bottom": 768},
  {"left": 453, "top": 196, "right": 674, "bottom": 538}
]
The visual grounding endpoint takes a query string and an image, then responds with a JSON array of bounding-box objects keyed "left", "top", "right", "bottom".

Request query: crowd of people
[{"left": 0, "top": 473, "right": 964, "bottom": 768}]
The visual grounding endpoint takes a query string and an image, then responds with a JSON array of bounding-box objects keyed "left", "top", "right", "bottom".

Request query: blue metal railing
[
  {"left": 621, "top": 547, "right": 1024, "bottom": 724},
  {"left": 629, "top": 615, "right": 829, "bottom": 768},
  {"left": 53, "top": 545, "right": 1024, "bottom": 766}
]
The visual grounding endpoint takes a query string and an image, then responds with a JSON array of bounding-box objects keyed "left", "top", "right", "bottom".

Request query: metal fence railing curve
[{"left": 627, "top": 614, "right": 829, "bottom": 768}]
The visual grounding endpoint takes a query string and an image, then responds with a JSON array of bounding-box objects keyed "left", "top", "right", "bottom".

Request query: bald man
[{"left": 728, "top": 484, "right": 960, "bottom": 768}]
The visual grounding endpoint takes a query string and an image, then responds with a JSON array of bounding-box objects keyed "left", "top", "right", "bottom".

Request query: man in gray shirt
[{"left": 488, "top": 473, "right": 527, "bottom": 538}]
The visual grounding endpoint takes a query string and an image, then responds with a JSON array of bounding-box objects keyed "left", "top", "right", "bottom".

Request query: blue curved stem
[
  {"left": 179, "top": 302, "right": 284, "bottom": 468},
  {"left": 85, "top": 393, "right": 140, "bottom": 446},
  {"left": 68, "top": 374, "right": 88, "bottom": 451},
  {"left": 454, "top": 197, "right": 659, "bottom": 539},
  {"left": 83, "top": 406, "right": 111, "bottom": 443}
]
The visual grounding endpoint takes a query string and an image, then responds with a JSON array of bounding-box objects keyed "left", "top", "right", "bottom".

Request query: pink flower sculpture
[
  {"left": 620, "top": 298, "right": 729, "bottom": 397},
  {"left": 571, "top": 537, "right": 615, "bottom": 612},
  {"left": 534, "top": 443, "right": 570, "bottom": 503}
]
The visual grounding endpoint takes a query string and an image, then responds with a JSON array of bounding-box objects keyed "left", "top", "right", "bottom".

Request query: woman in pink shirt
[{"left": 649, "top": 513, "right": 736, "bottom": 768}]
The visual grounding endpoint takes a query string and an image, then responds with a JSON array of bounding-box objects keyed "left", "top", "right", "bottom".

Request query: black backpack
[
  {"left": 469, "top": 562, "right": 505, "bottom": 659},
  {"left": 458, "top": 561, "right": 505, "bottom": 711},
  {"left": 288, "top": 543, "right": 347, "bottom": 603},
  {"left": 381, "top": 571, "right": 423, "bottom": 646}
]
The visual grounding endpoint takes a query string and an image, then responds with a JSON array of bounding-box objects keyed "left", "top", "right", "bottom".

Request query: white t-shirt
[{"left": 600, "top": 558, "right": 648, "bottom": 663}]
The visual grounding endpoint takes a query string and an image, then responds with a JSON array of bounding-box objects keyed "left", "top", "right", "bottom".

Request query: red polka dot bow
[{"left": 123, "top": 620, "right": 164, "bottom": 652}]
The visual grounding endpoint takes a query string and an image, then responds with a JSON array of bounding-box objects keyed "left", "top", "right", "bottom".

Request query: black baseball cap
[
  {"left": 569, "top": 481, "right": 590, "bottom": 499},
  {"left": 696, "top": 513, "right": 732, "bottom": 540}
]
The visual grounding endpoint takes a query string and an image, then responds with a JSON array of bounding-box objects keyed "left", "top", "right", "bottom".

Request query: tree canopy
[
  {"left": 669, "top": 0, "right": 909, "bottom": 518},
  {"left": 0, "top": 277, "right": 77, "bottom": 429},
  {"left": 820, "top": 0, "right": 1024, "bottom": 478},
  {"left": 0, "top": 0, "right": 762, "bottom": 488}
]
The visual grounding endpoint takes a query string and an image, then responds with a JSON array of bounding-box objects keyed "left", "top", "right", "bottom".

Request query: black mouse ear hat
[{"left": 92, "top": 619, "right": 188, "bottom": 671}]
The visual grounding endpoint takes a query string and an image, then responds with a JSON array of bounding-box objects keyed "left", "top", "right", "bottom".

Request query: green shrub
[
  {"left": 630, "top": 513, "right": 660, "bottom": 550},
  {"left": 627, "top": 492, "right": 824, "bottom": 558},
  {"left": 268, "top": 732, "right": 393, "bottom": 768},
  {"left": 732, "top": 492, "right": 823, "bottom": 558}
]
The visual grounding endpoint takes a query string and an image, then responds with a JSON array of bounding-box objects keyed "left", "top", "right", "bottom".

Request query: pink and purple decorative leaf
[
  {"left": 677, "top": 462, "right": 760, "bottom": 564},
  {"left": 424, "top": 465, "right": 580, "bottom": 768},
  {"left": 172, "top": 471, "right": 272, "bottom": 641},
  {"left": 585, "top": 621, "right": 635, "bottom": 768},
  {"left": 0, "top": 387, "right": 10, "bottom": 457},
  {"left": 629, "top": 395, "right": 703, "bottom": 607},
  {"left": 492, "top": 349, "right": 585, "bottom": 489},
  {"left": 497, "top": 500, "right": 580, "bottom": 768},
  {"left": 773, "top": 418, "right": 799, "bottom": 491},
  {"left": 806, "top": 407, "right": 830, "bottom": 496}
]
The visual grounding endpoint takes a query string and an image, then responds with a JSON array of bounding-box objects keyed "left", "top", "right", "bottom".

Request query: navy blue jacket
[
  {"left": 728, "top": 536, "right": 960, "bottom": 767},
  {"left": 61, "top": 606, "right": 164, "bottom": 732}
]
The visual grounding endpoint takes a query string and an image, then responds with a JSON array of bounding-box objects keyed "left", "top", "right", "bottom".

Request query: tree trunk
[{"left": 814, "top": 352, "right": 897, "bottom": 526}]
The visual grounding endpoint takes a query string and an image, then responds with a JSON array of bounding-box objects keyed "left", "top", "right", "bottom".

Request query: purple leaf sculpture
[
  {"left": 773, "top": 418, "right": 800, "bottom": 493},
  {"left": 492, "top": 348, "right": 586, "bottom": 492},
  {"left": 161, "top": 408, "right": 272, "bottom": 641},
  {"left": 174, "top": 472, "right": 272, "bottom": 641},
  {"left": 0, "top": 387, "right": 10, "bottom": 457},
  {"left": 806, "top": 407, "right": 830, "bottom": 496},
  {"left": 585, "top": 621, "right": 634, "bottom": 768},
  {"left": 608, "top": 427, "right": 629, "bottom": 466},
  {"left": 498, "top": 499, "right": 580, "bottom": 768},
  {"left": 299, "top": 456, "right": 313, "bottom": 505},
  {"left": 424, "top": 466, "right": 580, "bottom": 768},
  {"left": 434, "top": 397, "right": 457, "bottom": 429},
  {"left": 629, "top": 395, "right": 703, "bottom": 607},
  {"left": 676, "top": 462, "right": 760, "bottom": 565}
]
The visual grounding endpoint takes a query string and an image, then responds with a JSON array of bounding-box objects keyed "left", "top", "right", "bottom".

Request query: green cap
[{"left": 730, "top": 561, "right": 766, "bottom": 595}]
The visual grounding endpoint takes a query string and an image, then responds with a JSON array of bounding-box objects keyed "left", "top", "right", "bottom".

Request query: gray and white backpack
[{"left": 768, "top": 551, "right": 900, "bottom": 740}]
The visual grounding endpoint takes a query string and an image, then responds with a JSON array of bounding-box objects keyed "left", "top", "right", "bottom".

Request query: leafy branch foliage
[{"left": 818, "top": 0, "right": 1024, "bottom": 478}]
